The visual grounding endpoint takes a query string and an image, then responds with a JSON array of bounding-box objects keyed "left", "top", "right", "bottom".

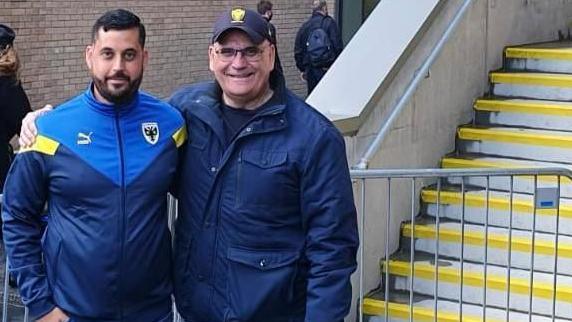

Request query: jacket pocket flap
[
  {"left": 241, "top": 150, "right": 287, "bottom": 169},
  {"left": 227, "top": 248, "right": 299, "bottom": 270}
]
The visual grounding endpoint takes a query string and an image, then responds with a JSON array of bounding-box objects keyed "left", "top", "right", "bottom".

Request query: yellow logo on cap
[{"left": 231, "top": 7, "right": 246, "bottom": 23}]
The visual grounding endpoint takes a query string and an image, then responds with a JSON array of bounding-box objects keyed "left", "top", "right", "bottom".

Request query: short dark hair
[
  {"left": 92, "top": 9, "right": 146, "bottom": 47},
  {"left": 312, "top": 0, "right": 327, "bottom": 12},
  {"left": 257, "top": 1, "right": 273, "bottom": 15}
]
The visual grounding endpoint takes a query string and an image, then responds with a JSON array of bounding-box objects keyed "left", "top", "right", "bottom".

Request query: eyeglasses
[{"left": 214, "top": 46, "right": 265, "bottom": 62}]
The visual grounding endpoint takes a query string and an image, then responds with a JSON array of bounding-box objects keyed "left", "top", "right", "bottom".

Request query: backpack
[{"left": 305, "top": 17, "right": 336, "bottom": 68}]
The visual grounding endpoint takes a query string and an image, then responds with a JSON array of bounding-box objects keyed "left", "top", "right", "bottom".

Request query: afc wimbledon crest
[
  {"left": 142, "top": 122, "right": 159, "bottom": 145},
  {"left": 231, "top": 7, "right": 246, "bottom": 23}
]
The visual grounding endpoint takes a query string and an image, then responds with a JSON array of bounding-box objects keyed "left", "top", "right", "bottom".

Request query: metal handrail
[{"left": 355, "top": 0, "right": 474, "bottom": 169}]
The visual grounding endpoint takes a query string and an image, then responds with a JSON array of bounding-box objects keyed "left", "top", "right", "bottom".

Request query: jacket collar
[{"left": 82, "top": 83, "right": 139, "bottom": 116}]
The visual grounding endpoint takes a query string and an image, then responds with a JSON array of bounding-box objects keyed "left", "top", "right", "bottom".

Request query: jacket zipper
[{"left": 115, "top": 111, "right": 126, "bottom": 321}]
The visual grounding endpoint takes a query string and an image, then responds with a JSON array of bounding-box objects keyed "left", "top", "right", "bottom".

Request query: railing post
[
  {"left": 552, "top": 176, "right": 561, "bottom": 320},
  {"left": 528, "top": 175, "right": 538, "bottom": 322},
  {"left": 358, "top": 178, "right": 366, "bottom": 322},
  {"left": 409, "top": 178, "right": 416, "bottom": 322},
  {"left": 2, "top": 256, "right": 9, "bottom": 322},
  {"left": 1, "top": 193, "right": 8, "bottom": 322},
  {"left": 483, "top": 176, "right": 490, "bottom": 321},
  {"left": 385, "top": 178, "right": 391, "bottom": 322},
  {"left": 506, "top": 176, "right": 514, "bottom": 322},
  {"left": 433, "top": 178, "right": 441, "bottom": 322}
]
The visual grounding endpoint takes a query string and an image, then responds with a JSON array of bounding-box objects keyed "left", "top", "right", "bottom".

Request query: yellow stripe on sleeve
[
  {"left": 19, "top": 135, "right": 59, "bottom": 155},
  {"left": 172, "top": 125, "right": 187, "bottom": 148}
]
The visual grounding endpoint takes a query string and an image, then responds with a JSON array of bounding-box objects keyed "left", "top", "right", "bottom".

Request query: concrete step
[
  {"left": 384, "top": 257, "right": 572, "bottom": 318},
  {"left": 440, "top": 154, "right": 572, "bottom": 198},
  {"left": 457, "top": 125, "right": 572, "bottom": 163},
  {"left": 490, "top": 72, "right": 572, "bottom": 101},
  {"left": 422, "top": 187, "right": 572, "bottom": 234},
  {"left": 505, "top": 45, "right": 572, "bottom": 74},
  {"left": 474, "top": 98, "right": 572, "bottom": 131},
  {"left": 402, "top": 221, "right": 572, "bottom": 272},
  {"left": 363, "top": 293, "right": 572, "bottom": 322}
]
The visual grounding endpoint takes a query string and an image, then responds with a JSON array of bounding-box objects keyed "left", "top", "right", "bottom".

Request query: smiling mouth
[{"left": 227, "top": 72, "right": 254, "bottom": 79}]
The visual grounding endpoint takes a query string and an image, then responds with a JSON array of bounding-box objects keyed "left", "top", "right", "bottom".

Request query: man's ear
[
  {"left": 269, "top": 43, "right": 276, "bottom": 71},
  {"left": 85, "top": 45, "right": 93, "bottom": 70},
  {"left": 208, "top": 45, "right": 215, "bottom": 72},
  {"left": 143, "top": 48, "right": 149, "bottom": 67}
]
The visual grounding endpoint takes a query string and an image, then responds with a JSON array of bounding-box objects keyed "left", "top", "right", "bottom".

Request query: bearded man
[{"left": 2, "top": 9, "right": 185, "bottom": 322}]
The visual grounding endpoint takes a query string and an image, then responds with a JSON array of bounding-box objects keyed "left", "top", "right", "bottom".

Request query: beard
[{"left": 92, "top": 70, "right": 143, "bottom": 105}]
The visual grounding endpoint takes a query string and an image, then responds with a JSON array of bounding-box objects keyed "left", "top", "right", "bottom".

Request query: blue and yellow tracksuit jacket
[{"left": 1, "top": 87, "right": 186, "bottom": 322}]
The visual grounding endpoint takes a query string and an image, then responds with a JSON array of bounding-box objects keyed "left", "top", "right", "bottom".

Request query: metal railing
[
  {"left": 351, "top": 167, "right": 572, "bottom": 322},
  {"left": 3, "top": 166, "right": 571, "bottom": 321}
]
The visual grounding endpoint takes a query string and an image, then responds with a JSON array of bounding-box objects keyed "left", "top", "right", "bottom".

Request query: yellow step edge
[
  {"left": 362, "top": 298, "right": 496, "bottom": 322},
  {"left": 421, "top": 189, "right": 571, "bottom": 218},
  {"left": 383, "top": 260, "right": 572, "bottom": 302},
  {"left": 490, "top": 72, "right": 572, "bottom": 88},
  {"left": 474, "top": 99, "right": 572, "bottom": 116},
  {"left": 402, "top": 223, "right": 572, "bottom": 258},
  {"left": 458, "top": 126, "right": 572, "bottom": 149},
  {"left": 505, "top": 47, "right": 572, "bottom": 61},
  {"left": 442, "top": 156, "right": 520, "bottom": 169},
  {"left": 440, "top": 157, "right": 572, "bottom": 185}
]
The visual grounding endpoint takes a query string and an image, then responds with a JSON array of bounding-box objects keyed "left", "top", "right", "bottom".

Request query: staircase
[{"left": 363, "top": 42, "right": 572, "bottom": 321}]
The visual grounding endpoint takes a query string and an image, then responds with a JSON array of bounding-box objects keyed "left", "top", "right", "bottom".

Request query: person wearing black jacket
[
  {"left": 257, "top": 0, "right": 283, "bottom": 74},
  {"left": 294, "top": 0, "right": 343, "bottom": 95},
  {"left": 0, "top": 24, "right": 31, "bottom": 191}
]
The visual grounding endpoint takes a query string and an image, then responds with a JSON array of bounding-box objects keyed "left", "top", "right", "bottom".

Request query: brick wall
[{"left": 0, "top": 0, "right": 338, "bottom": 109}]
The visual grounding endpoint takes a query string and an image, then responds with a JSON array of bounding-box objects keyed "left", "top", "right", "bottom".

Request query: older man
[{"left": 169, "top": 7, "right": 358, "bottom": 322}]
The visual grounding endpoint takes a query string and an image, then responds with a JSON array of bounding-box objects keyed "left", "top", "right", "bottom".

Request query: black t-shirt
[
  {"left": 0, "top": 76, "right": 31, "bottom": 190},
  {"left": 219, "top": 92, "right": 280, "bottom": 146}
]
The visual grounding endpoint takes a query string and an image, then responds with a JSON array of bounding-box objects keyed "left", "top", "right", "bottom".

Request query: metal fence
[{"left": 351, "top": 167, "right": 572, "bottom": 322}]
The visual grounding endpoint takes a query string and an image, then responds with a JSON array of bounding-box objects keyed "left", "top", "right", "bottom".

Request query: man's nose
[
  {"left": 112, "top": 56, "right": 125, "bottom": 71},
  {"left": 231, "top": 51, "right": 248, "bottom": 67}
]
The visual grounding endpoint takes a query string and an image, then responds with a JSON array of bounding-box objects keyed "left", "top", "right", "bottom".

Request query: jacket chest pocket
[{"left": 236, "top": 150, "right": 296, "bottom": 207}]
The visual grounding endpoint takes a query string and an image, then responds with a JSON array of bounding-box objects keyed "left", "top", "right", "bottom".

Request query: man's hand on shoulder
[
  {"left": 19, "top": 104, "right": 53, "bottom": 148},
  {"left": 37, "top": 307, "right": 69, "bottom": 322}
]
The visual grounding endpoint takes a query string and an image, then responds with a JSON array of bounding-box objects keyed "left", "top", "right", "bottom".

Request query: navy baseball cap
[
  {"left": 212, "top": 7, "right": 272, "bottom": 45},
  {"left": 0, "top": 24, "right": 15, "bottom": 48}
]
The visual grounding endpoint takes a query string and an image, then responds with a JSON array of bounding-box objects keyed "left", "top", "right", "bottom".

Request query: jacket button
[
  {"left": 210, "top": 166, "right": 217, "bottom": 173},
  {"left": 246, "top": 127, "right": 253, "bottom": 133},
  {"left": 259, "top": 259, "right": 266, "bottom": 268}
]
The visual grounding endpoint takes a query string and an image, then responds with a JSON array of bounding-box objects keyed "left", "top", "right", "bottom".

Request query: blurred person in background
[
  {"left": 294, "top": 0, "right": 342, "bottom": 94},
  {"left": 257, "top": 0, "right": 283, "bottom": 73},
  {"left": 0, "top": 24, "right": 31, "bottom": 193}
]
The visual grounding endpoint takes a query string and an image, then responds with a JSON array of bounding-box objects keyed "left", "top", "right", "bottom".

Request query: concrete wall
[
  {"left": 0, "top": 0, "right": 337, "bottom": 109},
  {"left": 346, "top": 0, "right": 572, "bottom": 318}
]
